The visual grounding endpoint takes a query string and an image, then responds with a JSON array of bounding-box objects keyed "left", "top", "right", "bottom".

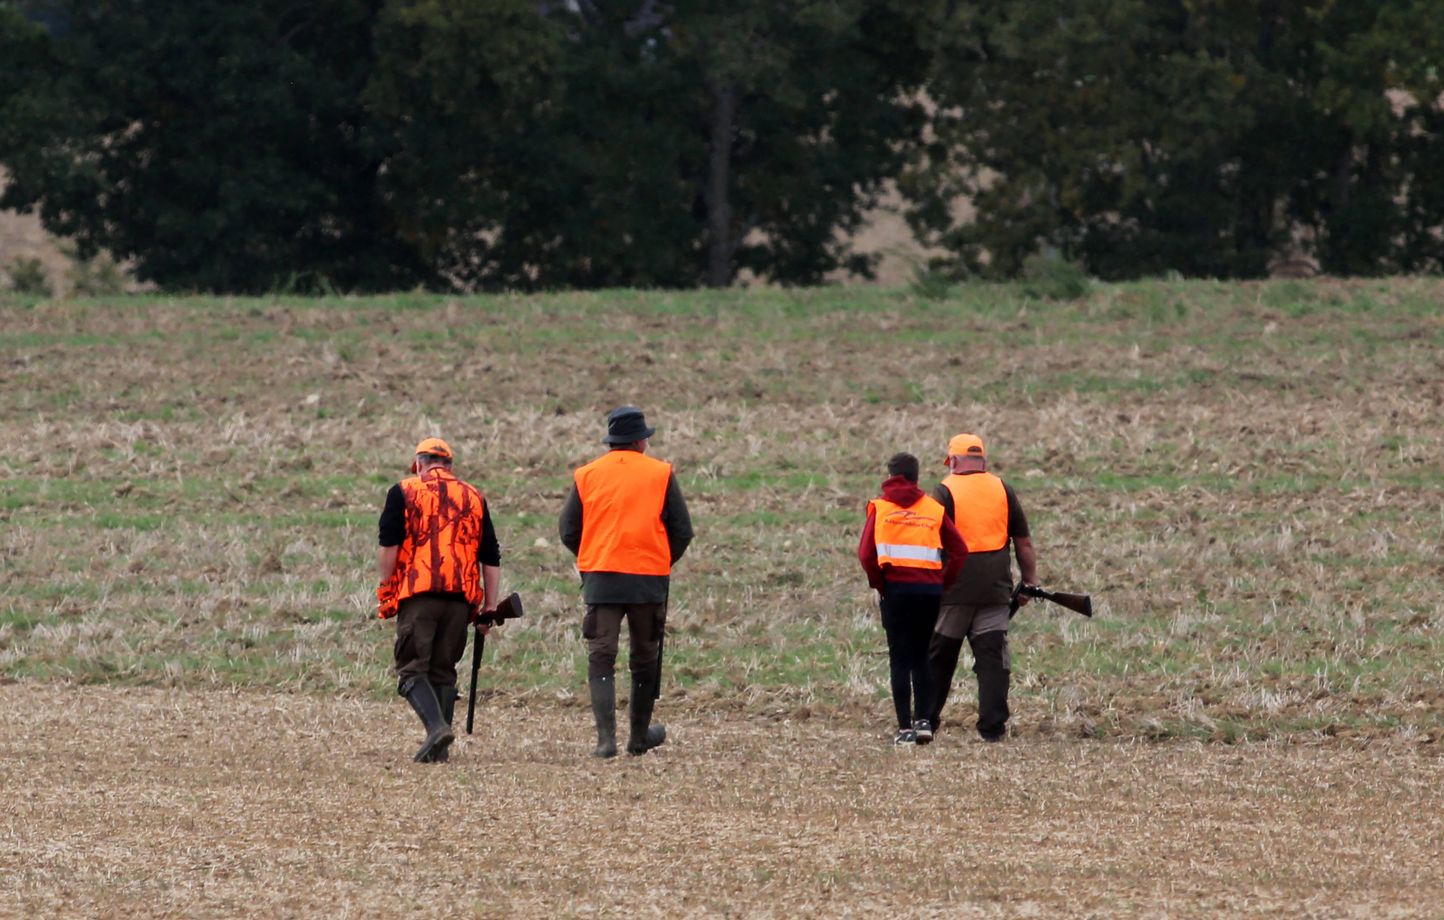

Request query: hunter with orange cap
[
  {"left": 377, "top": 437, "right": 503, "bottom": 763},
  {"left": 927, "top": 433, "right": 1037, "bottom": 742},
  {"left": 559, "top": 407, "right": 693, "bottom": 759}
]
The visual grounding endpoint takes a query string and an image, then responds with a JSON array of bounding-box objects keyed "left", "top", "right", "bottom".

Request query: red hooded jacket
[{"left": 859, "top": 475, "right": 967, "bottom": 594}]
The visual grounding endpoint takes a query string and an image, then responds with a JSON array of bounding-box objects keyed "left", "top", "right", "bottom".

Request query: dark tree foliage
[
  {"left": 371, "top": 0, "right": 930, "bottom": 289},
  {"left": 0, "top": 0, "right": 436, "bottom": 293},
  {"left": 668, "top": 0, "right": 931, "bottom": 286},
  {"left": 363, "top": 0, "right": 568, "bottom": 289},
  {"left": 0, "top": 0, "right": 929, "bottom": 292},
  {"left": 907, "top": 0, "right": 1444, "bottom": 279},
  {"left": 7, "top": 1, "right": 1443, "bottom": 290},
  {"left": 368, "top": 0, "right": 709, "bottom": 290}
]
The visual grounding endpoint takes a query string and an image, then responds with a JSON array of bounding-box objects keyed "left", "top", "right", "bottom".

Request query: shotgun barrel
[{"left": 466, "top": 592, "right": 524, "bottom": 734}]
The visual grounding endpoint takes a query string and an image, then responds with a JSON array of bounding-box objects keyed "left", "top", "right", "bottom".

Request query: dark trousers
[
  {"left": 584, "top": 603, "right": 664, "bottom": 685},
  {"left": 393, "top": 594, "right": 470, "bottom": 691},
  {"left": 930, "top": 602, "right": 1012, "bottom": 737},
  {"left": 880, "top": 592, "right": 939, "bottom": 729}
]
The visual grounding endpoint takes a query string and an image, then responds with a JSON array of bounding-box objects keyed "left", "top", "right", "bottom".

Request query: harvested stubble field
[
  {"left": 1, "top": 280, "right": 1442, "bottom": 916},
  {"left": 2, "top": 684, "right": 1441, "bottom": 918}
]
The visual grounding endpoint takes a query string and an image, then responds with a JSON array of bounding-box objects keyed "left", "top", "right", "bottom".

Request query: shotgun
[
  {"left": 465, "top": 592, "right": 524, "bottom": 734},
  {"left": 652, "top": 588, "right": 668, "bottom": 701},
  {"left": 1008, "top": 583, "right": 1093, "bottom": 619}
]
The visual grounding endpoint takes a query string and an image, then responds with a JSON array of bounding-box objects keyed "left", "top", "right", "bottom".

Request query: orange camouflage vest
[{"left": 387, "top": 467, "right": 486, "bottom": 611}]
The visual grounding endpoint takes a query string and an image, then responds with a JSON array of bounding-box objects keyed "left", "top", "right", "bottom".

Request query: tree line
[{"left": 2, "top": 0, "right": 1441, "bottom": 294}]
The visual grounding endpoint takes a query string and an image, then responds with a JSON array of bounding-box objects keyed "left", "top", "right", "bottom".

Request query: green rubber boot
[
  {"left": 589, "top": 675, "right": 618, "bottom": 759},
  {"left": 626, "top": 676, "right": 666, "bottom": 756}
]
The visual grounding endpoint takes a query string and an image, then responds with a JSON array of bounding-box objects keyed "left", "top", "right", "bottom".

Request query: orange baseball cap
[
  {"left": 946, "top": 433, "right": 985, "bottom": 459},
  {"left": 413, "top": 437, "right": 453, "bottom": 459}
]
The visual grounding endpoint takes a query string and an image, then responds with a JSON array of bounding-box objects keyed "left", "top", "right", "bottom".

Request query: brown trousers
[
  {"left": 393, "top": 594, "right": 470, "bottom": 691},
  {"left": 583, "top": 602, "right": 664, "bottom": 683}
]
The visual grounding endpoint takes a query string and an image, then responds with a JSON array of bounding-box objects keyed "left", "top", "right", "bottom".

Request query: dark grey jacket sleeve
[
  {"left": 558, "top": 483, "right": 583, "bottom": 557},
  {"left": 661, "top": 472, "right": 693, "bottom": 563},
  {"left": 931, "top": 483, "right": 954, "bottom": 520}
]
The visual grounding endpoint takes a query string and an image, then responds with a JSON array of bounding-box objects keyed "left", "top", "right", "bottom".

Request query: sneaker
[
  {"left": 893, "top": 728, "right": 916, "bottom": 746},
  {"left": 913, "top": 719, "right": 933, "bottom": 745}
]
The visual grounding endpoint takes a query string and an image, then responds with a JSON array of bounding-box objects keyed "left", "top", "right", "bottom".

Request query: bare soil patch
[
  {"left": 2, "top": 684, "right": 1438, "bottom": 918},
  {"left": 0, "top": 196, "right": 69, "bottom": 293}
]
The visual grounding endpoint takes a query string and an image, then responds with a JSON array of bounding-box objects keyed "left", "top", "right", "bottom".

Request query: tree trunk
[
  {"left": 1320, "top": 140, "right": 1355, "bottom": 273},
  {"left": 705, "top": 79, "right": 737, "bottom": 288}
]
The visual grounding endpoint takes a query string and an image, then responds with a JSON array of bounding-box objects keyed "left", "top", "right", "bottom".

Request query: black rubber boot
[
  {"left": 401, "top": 676, "right": 454, "bottom": 763},
  {"left": 972, "top": 631, "right": 1011, "bottom": 742},
  {"left": 589, "top": 675, "right": 618, "bottom": 759},
  {"left": 625, "top": 676, "right": 666, "bottom": 756},
  {"left": 436, "top": 684, "right": 459, "bottom": 726},
  {"left": 927, "top": 632, "right": 965, "bottom": 730},
  {"left": 431, "top": 684, "right": 459, "bottom": 763}
]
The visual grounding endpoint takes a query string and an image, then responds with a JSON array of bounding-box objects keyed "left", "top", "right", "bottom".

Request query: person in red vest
[
  {"left": 559, "top": 407, "right": 693, "bottom": 758},
  {"left": 377, "top": 437, "right": 502, "bottom": 763},
  {"left": 927, "top": 433, "right": 1037, "bottom": 742},
  {"left": 859, "top": 452, "right": 967, "bottom": 745}
]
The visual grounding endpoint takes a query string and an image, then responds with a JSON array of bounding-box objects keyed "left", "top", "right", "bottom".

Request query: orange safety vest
[
  {"left": 574, "top": 450, "right": 673, "bottom": 576},
  {"left": 942, "top": 472, "right": 1009, "bottom": 553},
  {"left": 869, "top": 496, "right": 946, "bottom": 570},
  {"left": 390, "top": 468, "right": 486, "bottom": 610}
]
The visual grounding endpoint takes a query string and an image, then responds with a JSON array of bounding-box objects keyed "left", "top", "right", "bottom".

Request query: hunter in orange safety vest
[
  {"left": 559, "top": 406, "right": 693, "bottom": 760},
  {"left": 925, "top": 432, "right": 1037, "bottom": 744}
]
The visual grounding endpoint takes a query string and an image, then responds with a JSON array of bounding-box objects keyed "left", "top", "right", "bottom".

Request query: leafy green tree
[
  {"left": 1, "top": 0, "right": 429, "bottom": 293},
  {"left": 3, "top": 0, "right": 932, "bottom": 292},
  {"left": 669, "top": 0, "right": 930, "bottom": 286},
  {"left": 1286, "top": 0, "right": 1444, "bottom": 274},
  {"left": 368, "top": 0, "right": 706, "bottom": 289},
  {"left": 0, "top": 4, "right": 65, "bottom": 214},
  {"left": 908, "top": 0, "right": 1444, "bottom": 279},
  {"left": 372, "top": 0, "right": 931, "bottom": 289}
]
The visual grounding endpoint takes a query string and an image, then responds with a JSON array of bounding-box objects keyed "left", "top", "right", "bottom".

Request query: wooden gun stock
[
  {"left": 1009, "top": 584, "right": 1093, "bottom": 619},
  {"left": 478, "top": 592, "right": 524, "bottom": 627}
]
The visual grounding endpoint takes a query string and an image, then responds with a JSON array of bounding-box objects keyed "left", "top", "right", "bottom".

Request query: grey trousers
[{"left": 936, "top": 603, "right": 1010, "bottom": 651}]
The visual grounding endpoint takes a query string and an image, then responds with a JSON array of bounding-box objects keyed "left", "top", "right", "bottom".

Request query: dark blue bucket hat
[{"left": 603, "top": 406, "right": 656, "bottom": 445}]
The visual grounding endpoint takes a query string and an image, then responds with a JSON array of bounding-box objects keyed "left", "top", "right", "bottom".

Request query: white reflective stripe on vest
[{"left": 876, "top": 543, "right": 943, "bottom": 563}]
